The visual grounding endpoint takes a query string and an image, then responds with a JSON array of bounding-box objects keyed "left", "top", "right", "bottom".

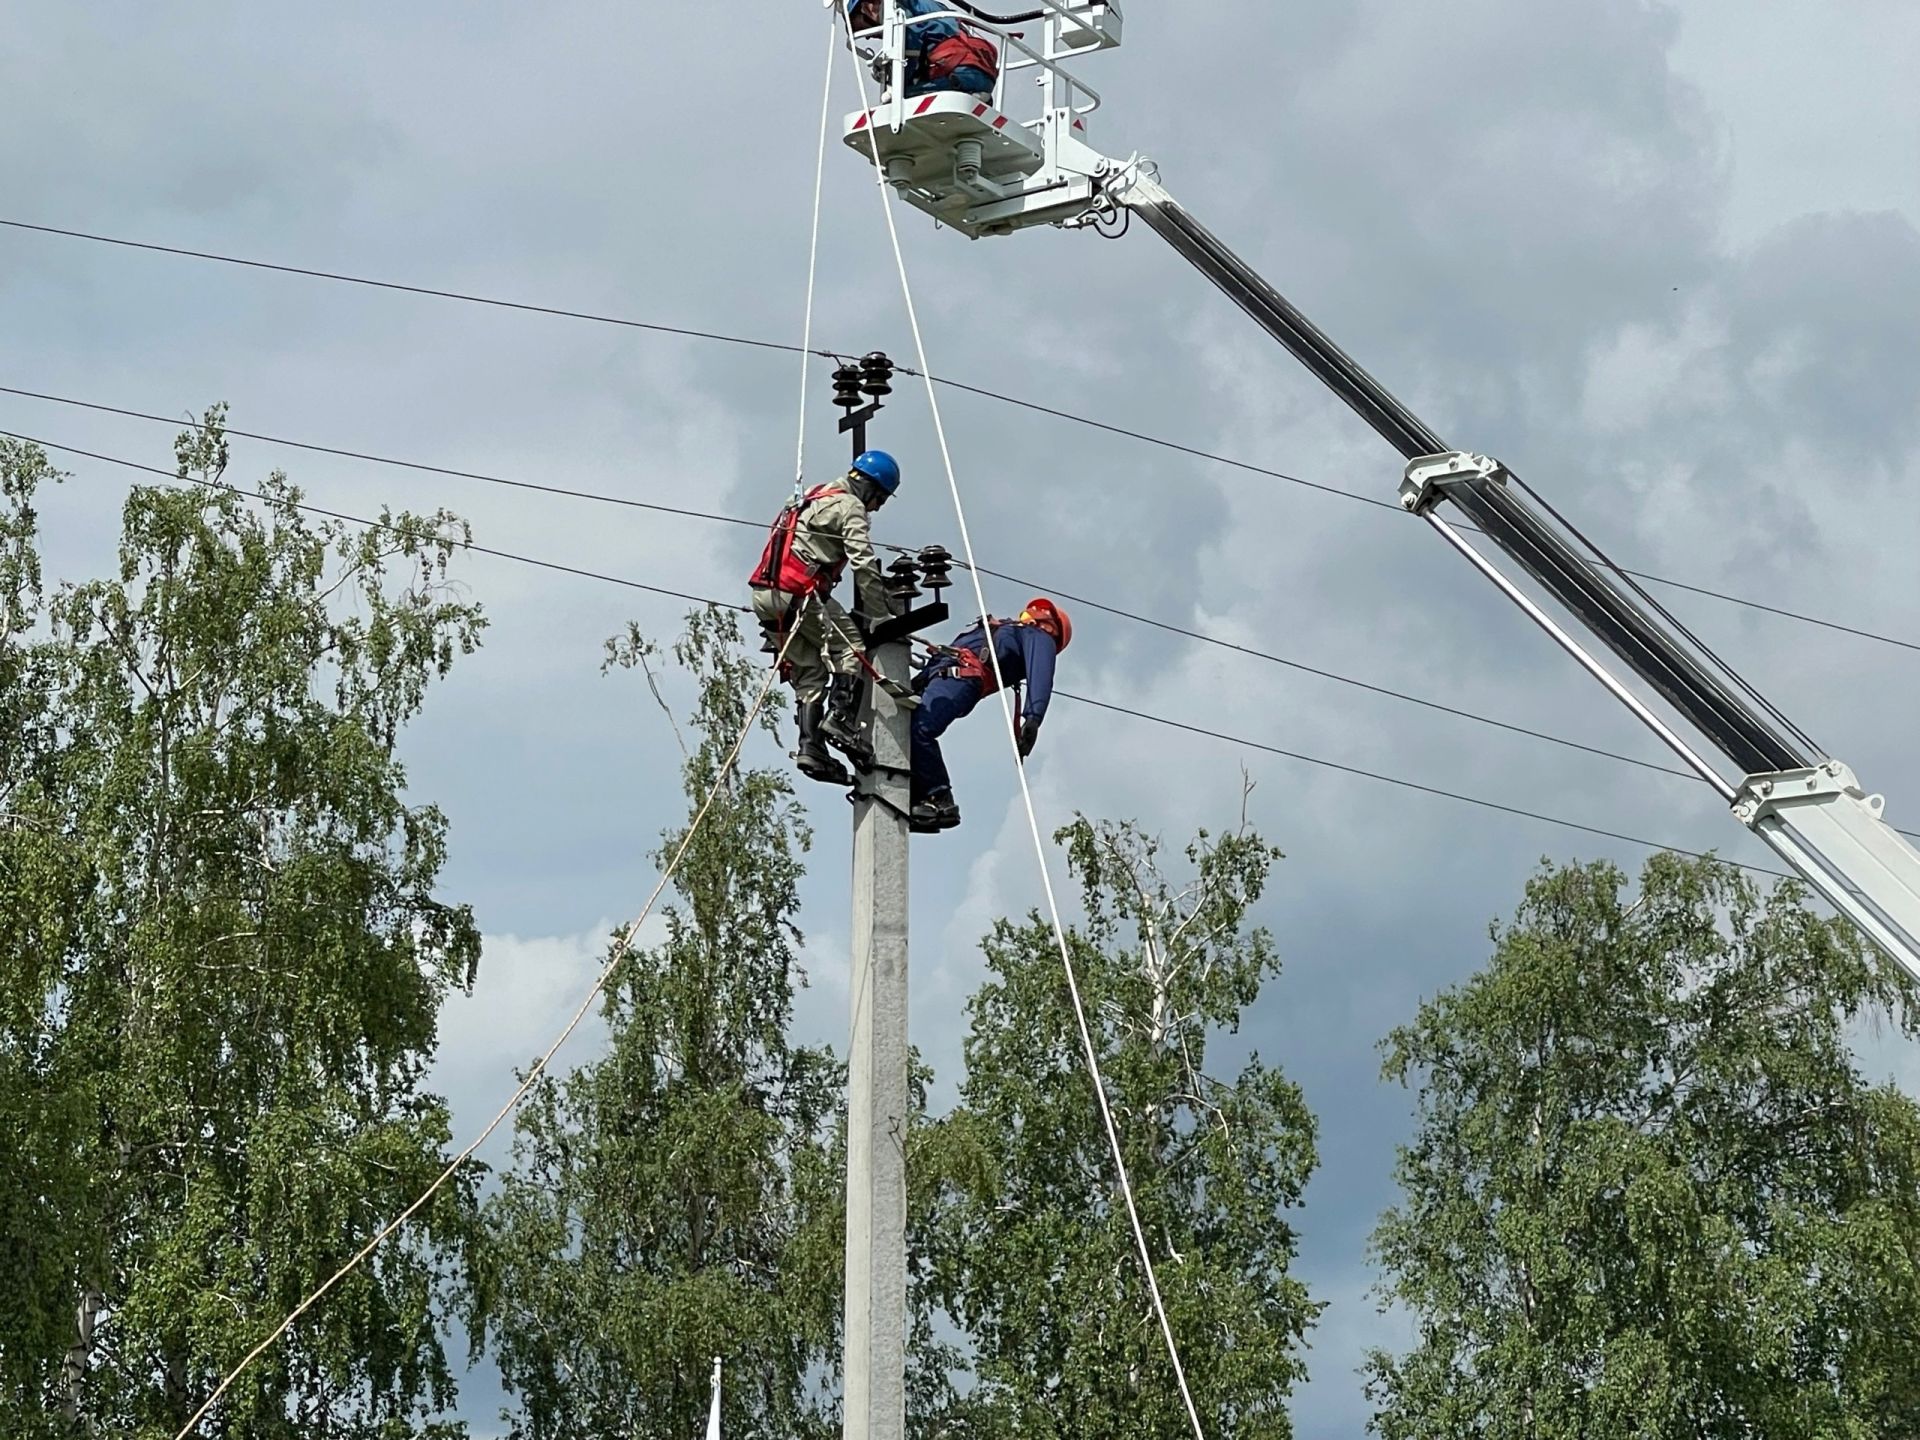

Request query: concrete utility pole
[
  {"left": 843, "top": 629, "right": 912, "bottom": 1440},
  {"left": 835, "top": 352, "right": 949, "bottom": 1440}
]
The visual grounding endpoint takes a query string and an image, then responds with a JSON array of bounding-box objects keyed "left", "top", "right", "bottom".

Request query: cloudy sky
[{"left": 7, "top": 0, "right": 1920, "bottom": 1432}]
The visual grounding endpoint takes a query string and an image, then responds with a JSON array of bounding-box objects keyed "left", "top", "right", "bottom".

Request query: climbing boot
[
  {"left": 821, "top": 672, "right": 875, "bottom": 772},
  {"left": 794, "top": 699, "right": 852, "bottom": 787},
  {"left": 910, "top": 792, "right": 961, "bottom": 833}
]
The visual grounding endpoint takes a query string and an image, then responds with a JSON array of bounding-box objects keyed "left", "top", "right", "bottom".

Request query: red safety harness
[
  {"left": 934, "top": 619, "right": 1016, "bottom": 696},
  {"left": 750, "top": 485, "right": 847, "bottom": 597},
  {"left": 926, "top": 33, "right": 1000, "bottom": 86}
]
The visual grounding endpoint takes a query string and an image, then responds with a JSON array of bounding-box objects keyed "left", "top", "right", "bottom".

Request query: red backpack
[{"left": 750, "top": 485, "right": 846, "bottom": 596}]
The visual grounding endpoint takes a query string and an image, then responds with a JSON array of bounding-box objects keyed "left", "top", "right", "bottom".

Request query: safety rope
[
  {"left": 840, "top": 17, "right": 1210, "bottom": 1440},
  {"left": 172, "top": 625, "right": 802, "bottom": 1440},
  {"left": 793, "top": 20, "right": 837, "bottom": 495}
]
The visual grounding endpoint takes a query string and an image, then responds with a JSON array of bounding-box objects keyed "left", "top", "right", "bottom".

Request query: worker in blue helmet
[
  {"left": 849, "top": 0, "right": 1000, "bottom": 98},
  {"left": 749, "top": 450, "right": 904, "bottom": 784}
]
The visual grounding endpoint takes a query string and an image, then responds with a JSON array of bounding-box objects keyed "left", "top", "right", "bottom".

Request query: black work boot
[
  {"left": 910, "top": 792, "right": 961, "bottom": 833},
  {"left": 821, "top": 672, "right": 875, "bottom": 772},
  {"left": 794, "top": 699, "right": 852, "bottom": 787}
]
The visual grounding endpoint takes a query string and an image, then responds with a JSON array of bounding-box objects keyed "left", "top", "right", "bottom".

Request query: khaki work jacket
[{"left": 793, "top": 487, "right": 897, "bottom": 620}]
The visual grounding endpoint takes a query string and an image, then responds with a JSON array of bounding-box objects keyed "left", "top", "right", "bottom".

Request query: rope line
[
  {"left": 171, "top": 612, "right": 800, "bottom": 1440},
  {"left": 795, "top": 24, "right": 837, "bottom": 493},
  {"left": 843, "top": 21, "right": 1209, "bottom": 1439}
]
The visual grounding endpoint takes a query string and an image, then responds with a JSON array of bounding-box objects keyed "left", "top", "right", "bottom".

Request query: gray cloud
[{"left": 6, "top": 1, "right": 1920, "bottom": 1431}]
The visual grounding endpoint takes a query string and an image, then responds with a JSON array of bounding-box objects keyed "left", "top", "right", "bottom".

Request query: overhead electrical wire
[
  {"left": 0, "top": 428, "right": 739, "bottom": 610},
  {"left": 4, "top": 216, "right": 1913, "bottom": 656},
  {"left": 0, "top": 384, "right": 764, "bottom": 532},
  {"left": 17, "top": 386, "right": 1920, "bottom": 851},
  {"left": 3, "top": 426, "right": 1802, "bottom": 877},
  {"left": 0, "top": 218, "right": 815, "bottom": 361},
  {"left": 0, "top": 384, "right": 1782, "bottom": 786},
  {"left": 1059, "top": 692, "right": 1791, "bottom": 877}
]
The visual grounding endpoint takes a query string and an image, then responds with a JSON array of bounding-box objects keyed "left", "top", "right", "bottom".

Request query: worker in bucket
[
  {"left": 849, "top": 0, "right": 1000, "bottom": 98},
  {"left": 749, "top": 452, "right": 903, "bottom": 787},
  {"left": 909, "top": 598, "right": 1071, "bottom": 833}
]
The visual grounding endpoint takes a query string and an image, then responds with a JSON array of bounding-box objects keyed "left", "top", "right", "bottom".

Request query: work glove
[{"left": 1017, "top": 715, "right": 1042, "bottom": 760}]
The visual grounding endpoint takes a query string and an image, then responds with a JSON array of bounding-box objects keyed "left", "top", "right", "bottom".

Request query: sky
[{"left": 5, "top": 0, "right": 1920, "bottom": 1433}]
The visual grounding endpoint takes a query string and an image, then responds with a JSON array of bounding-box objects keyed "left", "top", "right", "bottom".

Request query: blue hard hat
[{"left": 851, "top": 450, "right": 901, "bottom": 494}]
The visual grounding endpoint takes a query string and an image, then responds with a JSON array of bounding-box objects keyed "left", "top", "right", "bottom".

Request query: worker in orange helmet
[{"left": 909, "top": 598, "right": 1072, "bottom": 833}]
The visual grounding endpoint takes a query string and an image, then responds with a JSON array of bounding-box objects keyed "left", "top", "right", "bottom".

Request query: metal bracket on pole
[{"left": 868, "top": 601, "right": 949, "bottom": 648}]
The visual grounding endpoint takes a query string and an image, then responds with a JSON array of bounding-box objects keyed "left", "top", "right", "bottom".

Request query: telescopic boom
[{"left": 841, "top": 0, "right": 1920, "bottom": 980}]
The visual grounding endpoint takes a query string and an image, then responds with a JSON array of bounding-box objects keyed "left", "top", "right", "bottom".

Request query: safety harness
[
  {"left": 926, "top": 33, "right": 1000, "bottom": 86},
  {"left": 750, "top": 484, "right": 848, "bottom": 597},
  {"left": 925, "top": 619, "right": 1018, "bottom": 697}
]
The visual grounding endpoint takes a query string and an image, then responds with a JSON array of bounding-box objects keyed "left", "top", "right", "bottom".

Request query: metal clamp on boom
[
  {"left": 1735, "top": 760, "right": 1920, "bottom": 977},
  {"left": 1400, "top": 451, "right": 1507, "bottom": 517}
]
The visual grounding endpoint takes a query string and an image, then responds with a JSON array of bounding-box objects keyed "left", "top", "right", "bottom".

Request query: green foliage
[
  {"left": 0, "top": 419, "right": 487, "bottom": 1437},
  {"left": 0, "top": 438, "right": 94, "bottom": 1434},
  {"left": 483, "top": 608, "right": 843, "bottom": 1440},
  {"left": 920, "top": 806, "right": 1320, "bottom": 1439},
  {"left": 1368, "top": 852, "right": 1920, "bottom": 1439}
]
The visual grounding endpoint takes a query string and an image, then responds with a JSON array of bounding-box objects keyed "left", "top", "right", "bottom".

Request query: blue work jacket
[{"left": 921, "top": 619, "right": 1058, "bottom": 725}]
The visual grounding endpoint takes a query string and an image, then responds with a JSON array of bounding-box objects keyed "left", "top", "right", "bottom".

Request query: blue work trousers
[{"left": 912, "top": 675, "right": 984, "bottom": 801}]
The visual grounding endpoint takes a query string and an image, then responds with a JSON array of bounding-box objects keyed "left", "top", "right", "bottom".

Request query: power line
[
  {"left": 924, "top": 369, "right": 1920, "bottom": 656},
  {"left": 0, "top": 386, "right": 764, "bottom": 535},
  {"left": 966, "top": 561, "right": 1696, "bottom": 781},
  {"left": 0, "top": 218, "right": 824, "bottom": 362},
  {"left": 0, "top": 383, "right": 1698, "bottom": 783},
  {"left": 17, "top": 382, "right": 1916, "bottom": 844},
  {"left": 1057, "top": 691, "right": 1787, "bottom": 879},
  {"left": 4, "top": 427, "right": 1803, "bottom": 875},
  {"left": 17, "top": 385, "right": 1920, "bottom": 850},
  {"left": 6, "top": 216, "right": 1913, "bottom": 655},
  {"left": 0, "top": 429, "right": 747, "bottom": 613}
]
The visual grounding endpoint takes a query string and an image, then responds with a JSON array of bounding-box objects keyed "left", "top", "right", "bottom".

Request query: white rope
[
  {"left": 839, "top": 18, "right": 1209, "bottom": 1440},
  {"left": 174, "top": 628, "right": 801, "bottom": 1440},
  {"left": 793, "top": 19, "right": 838, "bottom": 494}
]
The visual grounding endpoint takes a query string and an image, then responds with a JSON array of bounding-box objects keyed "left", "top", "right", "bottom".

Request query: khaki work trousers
[{"left": 752, "top": 586, "right": 865, "bottom": 705}]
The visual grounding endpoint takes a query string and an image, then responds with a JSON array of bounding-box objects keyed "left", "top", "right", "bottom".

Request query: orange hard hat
[{"left": 1021, "top": 597, "right": 1072, "bottom": 651}]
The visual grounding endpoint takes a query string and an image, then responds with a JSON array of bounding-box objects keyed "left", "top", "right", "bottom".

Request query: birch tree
[{"left": 1369, "top": 853, "right": 1920, "bottom": 1439}]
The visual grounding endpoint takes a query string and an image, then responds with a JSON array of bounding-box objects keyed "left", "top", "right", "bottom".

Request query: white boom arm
[{"left": 838, "top": 2, "right": 1920, "bottom": 983}]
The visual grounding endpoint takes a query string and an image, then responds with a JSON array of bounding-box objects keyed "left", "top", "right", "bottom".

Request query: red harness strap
[
  {"left": 926, "top": 33, "right": 1000, "bottom": 85},
  {"left": 932, "top": 619, "right": 1014, "bottom": 696},
  {"left": 749, "top": 485, "right": 847, "bottom": 596}
]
